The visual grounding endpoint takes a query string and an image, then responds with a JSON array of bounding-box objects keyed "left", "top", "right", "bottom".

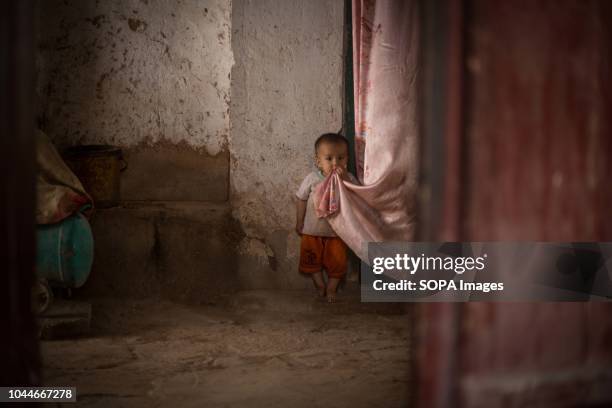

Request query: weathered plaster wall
[
  {"left": 36, "top": 0, "right": 345, "bottom": 292},
  {"left": 36, "top": 0, "right": 233, "bottom": 154},
  {"left": 230, "top": 0, "right": 345, "bottom": 288}
]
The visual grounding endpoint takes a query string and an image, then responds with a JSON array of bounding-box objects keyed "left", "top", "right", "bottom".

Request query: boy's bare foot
[
  {"left": 311, "top": 272, "right": 326, "bottom": 297},
  {"left": 326, "top": 277, "right": 340, "bottom": 303}
]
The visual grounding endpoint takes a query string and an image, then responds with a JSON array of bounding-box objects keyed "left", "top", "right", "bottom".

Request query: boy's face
[{"left": 316, "top": 142, "right": 348, "bottom": 176}]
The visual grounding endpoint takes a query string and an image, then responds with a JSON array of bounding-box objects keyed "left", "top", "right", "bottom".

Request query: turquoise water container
[{"left": 36, "top": 212, "right": 94, "bottom": 288}]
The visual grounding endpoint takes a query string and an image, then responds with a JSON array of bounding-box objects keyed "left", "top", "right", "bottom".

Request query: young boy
[{"left": 295, "top": 133, "right": 358, "bottom": 302}]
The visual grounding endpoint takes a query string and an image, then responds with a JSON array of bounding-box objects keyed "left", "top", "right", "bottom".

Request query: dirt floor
[{"left": 41, "top": 290, "right": 412, "bottom": 407}]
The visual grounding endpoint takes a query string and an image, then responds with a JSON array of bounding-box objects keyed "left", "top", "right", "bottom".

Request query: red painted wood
[
  {"left": 416, "top": 1, "right": 464, "bottom": 407},
  {"left": 463, "top": 0, "right": 612, "bottom": 242},
  {"left": 440, "top": 0, "right": 464, "bottom": 241},
  {"left": 417, "top": 1, "right": 612, "bottom": 407},
  {"left": 454, "top": 1, "right": 612, "bottom": 406}
]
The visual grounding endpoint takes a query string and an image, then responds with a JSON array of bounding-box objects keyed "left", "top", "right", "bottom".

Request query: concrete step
[
  {"left": 120, "top": 147, "right": 229, "bottom": 202},
  {"left": 38, "top": 299, "right": 92, "bottom": 340},
  {"left": 80, "top": 201, "right": 244, "bottom": 304}
]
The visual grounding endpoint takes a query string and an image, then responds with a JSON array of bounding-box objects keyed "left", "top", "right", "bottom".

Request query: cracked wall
[
  {"left": 230, "top": 0, "right": 344, "bottom": 288},
  {"left": 36, "top": 0, "right": 233, "bottom": 154},
  {"left": 36, "top": 0, "right": 345, "bottom": 290}
]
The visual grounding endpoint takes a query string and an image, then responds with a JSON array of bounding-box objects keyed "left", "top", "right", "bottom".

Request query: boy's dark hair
[{"left": 314, "top": 133, "right": 349, "bottom": 153}]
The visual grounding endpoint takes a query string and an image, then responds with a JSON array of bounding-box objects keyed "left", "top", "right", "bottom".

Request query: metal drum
[{"left": 36, "top": 212, "right": 94, "bottom": 288}]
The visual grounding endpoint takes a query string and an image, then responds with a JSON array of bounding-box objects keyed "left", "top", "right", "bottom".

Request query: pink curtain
[{"left": 318, "top": 0, "right": 419, "bottom": 261}]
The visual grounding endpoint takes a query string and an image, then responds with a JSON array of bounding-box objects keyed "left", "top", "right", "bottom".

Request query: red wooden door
[{"left": 417, "top": 1, "right": 612, "bottom": 407}]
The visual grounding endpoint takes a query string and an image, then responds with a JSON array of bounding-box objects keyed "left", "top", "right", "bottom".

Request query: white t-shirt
[{"left": 296, "top": 170, "right": 359, "bottom": 237}]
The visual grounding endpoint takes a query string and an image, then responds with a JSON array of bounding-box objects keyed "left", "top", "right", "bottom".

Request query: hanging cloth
[{"left": 313, "top": 0, "right": 419, "bottom": 261}]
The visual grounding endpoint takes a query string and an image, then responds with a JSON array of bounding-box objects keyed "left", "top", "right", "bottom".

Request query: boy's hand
[
  {"left": 334, "top": 166, "right": 349, "bottom": 180},
  {"left": 295, "top": 222, "right": 303, "bottom": 235}
]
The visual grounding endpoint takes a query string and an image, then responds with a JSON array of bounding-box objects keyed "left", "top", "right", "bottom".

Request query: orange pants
[{"left": 299, "top": 234, "right": 347, "bottom": 279}]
